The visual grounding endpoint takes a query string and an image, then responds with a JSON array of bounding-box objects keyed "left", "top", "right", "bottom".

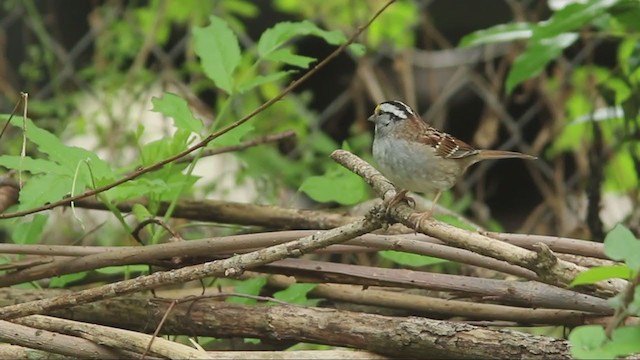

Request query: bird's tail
[{"left": 477, "top": 150, "right": 537, "bottom": 161}]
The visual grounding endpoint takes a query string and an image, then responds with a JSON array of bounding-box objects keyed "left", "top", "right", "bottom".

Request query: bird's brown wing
[{"left": 420, "top": 127, "right": 480, "bottom": 159}]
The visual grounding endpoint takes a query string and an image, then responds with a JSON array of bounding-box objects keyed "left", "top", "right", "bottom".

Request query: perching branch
[{"left": 330, "top": 149, "right": 626, "bottom": 297}]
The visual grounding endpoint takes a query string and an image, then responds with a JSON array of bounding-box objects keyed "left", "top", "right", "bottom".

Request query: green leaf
[
  {"left": 569, "top": 325, "right": 611, "bottom": 359},
  {"left": 604, "top": 148, "right": 640, "bottom": 192},
  {"left": 273, "top": 283, "right": 320, "bottom": 306},
  {"left": 7, "top": 117, "right": 115, "bottom": 183},
  {"left": 95, "top": 265, "right": 149, "bottom": 274},
  {"left": 209, "top": 122, "right": 254, "bottom": 147},
  {"left": 193, "top": 15, "right": 241, "bottom": 94},
  {"left": 257, "top": 20, "right": 345, "bottom": 59},
  {"left": 570, "top": 265, "right": 633, "bottom": 286},
  {"left": 570, "top": 325, "right": 640, "bottom": 359},
  {"left": 49, "top": 272, "right": 87, "bottom": 288},
  {"left": 533, "top": 0, "right": 620, "bottom": 40},
  {"left": 604, "top": 224, "right": 640, "bottom": 272},
  {"left": 348, "top": 43, "right": 367, "bottom": 57},
  {"left": 459, "top": 23, "right": 533, "bottom": 47},
  {"left": 379, "top": 250, "right": 448, "bottom": 267},
  {"left": 132, "top": 203, "right": 153, "bottom": 223},
  {"left": 299, "top": 166, "right": 367, "bottom": 205},
  {"left": 434, "top": 214, "right": 477, "bottom": 231},
  {"left": 18, "top": 174, "right": 75, "bottom": 210},
  {"left": 151, "top": 93, "right": 203, "bottom": 134},
  {"left": 238, "top": 71, "right": 293, "bottom": 93},
  {"left": 265, "top": 48, "right": 316, "bottom": 68},
  {"left": 0, "top": 156, "right": 66, "bottom": 175},
  {"left": 506, "top": 33, "right": 578, "bottom": 93},
  {"left": 11, "top": 214, "right": 48, "bottom": 244},
  {"left": 227, "top": 277, "right": 267, "bottom": 305}
]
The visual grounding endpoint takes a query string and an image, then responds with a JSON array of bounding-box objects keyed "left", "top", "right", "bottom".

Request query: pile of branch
[{"left": 0, "top": 149, "right": 630, "bottom": 359}]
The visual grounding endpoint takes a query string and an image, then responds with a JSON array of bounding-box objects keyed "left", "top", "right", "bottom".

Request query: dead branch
[
  {"left": 0, "top": 216, "right": 381, "bottom": 320},
  {"left": 0, "top": 289, "right": 571, "bottom": 359}
]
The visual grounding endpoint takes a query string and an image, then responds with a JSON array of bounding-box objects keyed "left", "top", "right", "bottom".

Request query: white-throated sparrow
[{"left": 368, "top": 100, "right": 536, "bottom": 221}]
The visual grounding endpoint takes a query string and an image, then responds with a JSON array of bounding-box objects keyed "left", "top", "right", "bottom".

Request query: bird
[{"left": 368, "top": 100, "right": 536, "bottom": 224}]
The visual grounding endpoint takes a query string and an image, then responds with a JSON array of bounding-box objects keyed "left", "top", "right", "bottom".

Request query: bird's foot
[{"left": 384, "top": 189, "right": 415, "bottom": 216}]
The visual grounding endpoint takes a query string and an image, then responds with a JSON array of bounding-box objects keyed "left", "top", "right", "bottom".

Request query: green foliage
[
  {"left": 459, "top": 0, "right": 631, "bottom": 93},
  {"left": 272, "top": 283, "right": 321, "bottom": 306},
  {"left": 299, "top": 166, "right": 368, "bottom": 205},
  {"left": 0, "top": 116, "right": 115, "bottom": 212},
  {"left": 226, "top": 276, "right": 267, "bottom": 305},
  {"left": 193, "top": 16, "right": 242, "bottom": 94},
  {"left": 378, "top": 250, "right": 448, "bottom": 267},
  {"left": 151, "top": 93, "right": 204, "bottom": 134},
  {"left": 604, "top": 224, "right": 640, "bottom": 272},
  {"left": 569, "top": 224, "right": 640, "bottom": 359},
  {"left": 274, "top": 0, "right": 419, "bottom": 49},
  {"left": 570, "top": 325, "right": 640, "bottom": 359},
  {"left": 570, "top": 264, "right": 632, "bottom": 286},
  {"left": 299, "top": 142, "right": 369, "bottom": 205}
]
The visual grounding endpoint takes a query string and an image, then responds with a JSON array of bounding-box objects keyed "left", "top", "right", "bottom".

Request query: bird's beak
[{"left": 367, "top": 114, "right": 376, "bottom": 122}]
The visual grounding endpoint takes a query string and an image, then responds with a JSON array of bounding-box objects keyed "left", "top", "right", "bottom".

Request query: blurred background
[{"left": 0, "top": 0, "right": 638, "bottom": 241}]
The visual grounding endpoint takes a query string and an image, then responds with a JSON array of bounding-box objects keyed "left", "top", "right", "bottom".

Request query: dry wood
[
  {"left": 0, "top": 289, "right": 572, "bottom": 359},
  {"left": 0, "top": 319, "right": 132, "bottom": 359},
  {"left": 15, "top": 315, "right": 209, "bottom": 359},
  {"left": 0, "top": 217, "right": 381, "bottom": 320}
]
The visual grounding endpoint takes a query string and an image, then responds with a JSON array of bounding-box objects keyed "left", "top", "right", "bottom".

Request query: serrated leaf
[
  {"left": 227, "top": 277, "right": 267, "bottom": 305},
  {"left": 506, "top": 33, "right": 578, "bottom": 93},
  {"left": 193, "top": 15, "right": 241, "bottom": 94},
  {"left": 18, "top": 174, "right": 75, "bottom": 210},
  {"left": 379, "top": 250, "right": 448, "bottom": 267},
  {"left": 570, "top": 265, "right": 633, "bottom": 286},
  {"left": 7, "top": 117, "right": 115, "bottom": 183},
  {"left": 534, "top": 0, "right": 620, "bottom": 40},
  {"left": 238, "top": 71, "right": 293, "bottom": 93},
  {"left": 272, "top": 283, "right": 320, "bottom": 306},
  {"left": 604, "top": 224, "right": 640, "bottom": 272},
  {"left": 0, "top": 156, "right": 66, "bottom": 175},
  {"left": 459, "top": 22, "right": 533, "bottom": 47},
  {"left": 151, "top": 93, "right": 203, "bottom": 134}
]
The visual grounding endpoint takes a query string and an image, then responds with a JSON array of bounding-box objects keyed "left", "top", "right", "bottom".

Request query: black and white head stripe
[{"left": 375, "top": 101, "right": 415, "bottom": 119}]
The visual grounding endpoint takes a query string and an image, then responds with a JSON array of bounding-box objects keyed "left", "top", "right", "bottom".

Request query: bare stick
[{"left": 15, "top": 315, "right": 208, "bottom": 359}]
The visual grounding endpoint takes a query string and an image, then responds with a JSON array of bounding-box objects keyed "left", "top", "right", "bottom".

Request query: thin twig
[{"left": 175, "top": 130, "right": 296, "bottom": 164}]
